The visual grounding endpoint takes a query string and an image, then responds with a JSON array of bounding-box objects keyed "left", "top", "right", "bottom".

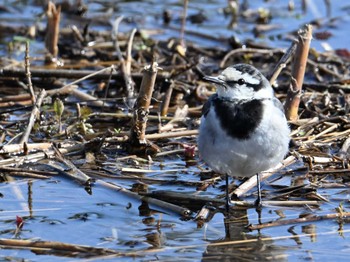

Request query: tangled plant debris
[{"left": 0, "top": 0, "right": 350, "bottom": 259}]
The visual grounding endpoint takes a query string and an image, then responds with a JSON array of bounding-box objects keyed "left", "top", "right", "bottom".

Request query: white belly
[{"left": 198, "top": 101, "right": 290, "bottom": 177}]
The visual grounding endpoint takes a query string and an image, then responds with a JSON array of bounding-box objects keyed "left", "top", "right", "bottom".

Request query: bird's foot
[
  {"left": 225, "top": 174, "right": 232, "bottom": 215},
  {"left": 254, "top": 195, "right": 263, "bottom": 224},
  {"left": 225, "top": 197, "right": 232, "bottom": 213},
  {"left": 254, "top": 197, "right": 262, "bottom": 210},
  {"left": 255, "top": 173, "right": 263, "bottom": 211}
]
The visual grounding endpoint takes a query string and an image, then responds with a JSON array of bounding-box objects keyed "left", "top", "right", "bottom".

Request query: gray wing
[{"left": 272, "top": 97, "right": 285, "bottom": 114}]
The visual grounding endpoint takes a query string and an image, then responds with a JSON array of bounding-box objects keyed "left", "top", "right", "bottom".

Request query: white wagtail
[{"left": 198, "top": 64, "right": 290, "bottom": 210}]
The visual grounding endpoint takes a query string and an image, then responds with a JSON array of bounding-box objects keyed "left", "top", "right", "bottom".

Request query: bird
[{"left": 198, "top": 64, "right": 290, "bottom": 211}]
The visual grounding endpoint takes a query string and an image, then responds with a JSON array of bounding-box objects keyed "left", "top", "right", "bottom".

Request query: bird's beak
[{"left": 203, "top": 76, "right": 225, "bottom": 86}]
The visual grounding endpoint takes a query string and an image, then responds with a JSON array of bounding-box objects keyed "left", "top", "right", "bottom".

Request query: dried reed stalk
[
  {"left": 160, "top": 82, "right": 173, "bottom": 116},
  {"left": 284, "top": 24, "right": 313, "bottom": 121},
  {"left": 129, "top": 61, "right": 160, "bottom": 155},
  {"left": 45, "top": 1, "right": 61, "bottom": 57}
]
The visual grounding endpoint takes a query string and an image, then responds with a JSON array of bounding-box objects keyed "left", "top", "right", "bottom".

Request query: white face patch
[
  {"left": 216, "top": 84, "right": 255, "bottom": 100},
  {"left": 220, "top": 67, "right": 260, "bottom": 86},
  {"left": 214, "top": 65, "right": 274, "bottom": 100}
]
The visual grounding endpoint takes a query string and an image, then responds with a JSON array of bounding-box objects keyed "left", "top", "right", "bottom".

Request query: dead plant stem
[
  {"left": 284, "top": 24, "right": 313, "bottom": 121},
  {"left": 24, "top": 42, "right": 35, "bottom": 104},
  {"left": 19, "top": 89, "right": 47, "bottom": 144}
]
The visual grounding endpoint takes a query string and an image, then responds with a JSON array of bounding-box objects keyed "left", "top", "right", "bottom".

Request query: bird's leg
[
  {"left": 255, "top": 173, "right": 262, "bottom": 209},
  {"left": 255, "top": 173, "right": 262, "bottom": 224},
  {"left": 225, "top": 174, "right": 230, "bottom": 213}
]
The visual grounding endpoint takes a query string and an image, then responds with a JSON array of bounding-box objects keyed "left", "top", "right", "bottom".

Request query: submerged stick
[
  {"left": 96, "top": 180, "right": 192, "bottom": 217},
  {"left": 51, "top": 145, "right": 92, "bottom": 186},
  {"left": 248, "top": 211, "right": 350, "bottom": 231},
  {"left": 284, "top": 24, "right": 313, "bottom": 121},
  {"left": 0, "top": 166, "right": 57, "bottom": 179},
  {"left": 0, "top": 238, "right": 120, "bottom": 256},
  {"left": 144, "top": 190, "right": 320, "bottom": 209},
  {"left": 3, "top": 171, "right": 51, "bottom": 179}
]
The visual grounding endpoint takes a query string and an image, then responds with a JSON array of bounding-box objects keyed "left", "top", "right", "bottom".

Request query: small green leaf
[
  {"left": 53, "top": 98, "right": 64, "bottom": 117},
  {"left": 80, "top": 106, "right": 92, "bottom": 120}
]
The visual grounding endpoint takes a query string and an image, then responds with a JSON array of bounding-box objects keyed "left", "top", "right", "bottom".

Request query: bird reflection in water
[{"left": 202, "top": 208, "right": 289, "bottom": 261}]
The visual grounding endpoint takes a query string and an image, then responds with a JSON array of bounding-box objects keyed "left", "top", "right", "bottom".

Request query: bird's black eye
[{"left": 237, "top": 78, "right": 245, "bottom": 85}]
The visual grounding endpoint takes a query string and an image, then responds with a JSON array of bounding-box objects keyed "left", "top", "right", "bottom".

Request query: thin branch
[
  {"left": 220, "top": 48, "right": 283, "bottom": 68},
  {"left": 25, "top": 42, "right": 35, "bottom": 104},
  {"left": 268, "top": 40, "right": 298, "bottom": 84},
  {"left": 19, "top": 89, "right": 47, "bottom": 144},
  {"left": 126, "top": 28, "right": 137, "bottom": 75},
  {"left": 47, "top": 66, "right": 115, "bottom": 96},
  {"left": 112, "top": 17, "right": 135, "bottom": 105}
]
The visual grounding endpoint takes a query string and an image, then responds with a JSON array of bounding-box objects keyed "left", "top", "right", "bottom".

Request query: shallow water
[
  {"left": 2, "top": 169, "right": 350, "bottom": 261},
  {"left": 1, "top": 0, "right": 349, "bottom": 59}
]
